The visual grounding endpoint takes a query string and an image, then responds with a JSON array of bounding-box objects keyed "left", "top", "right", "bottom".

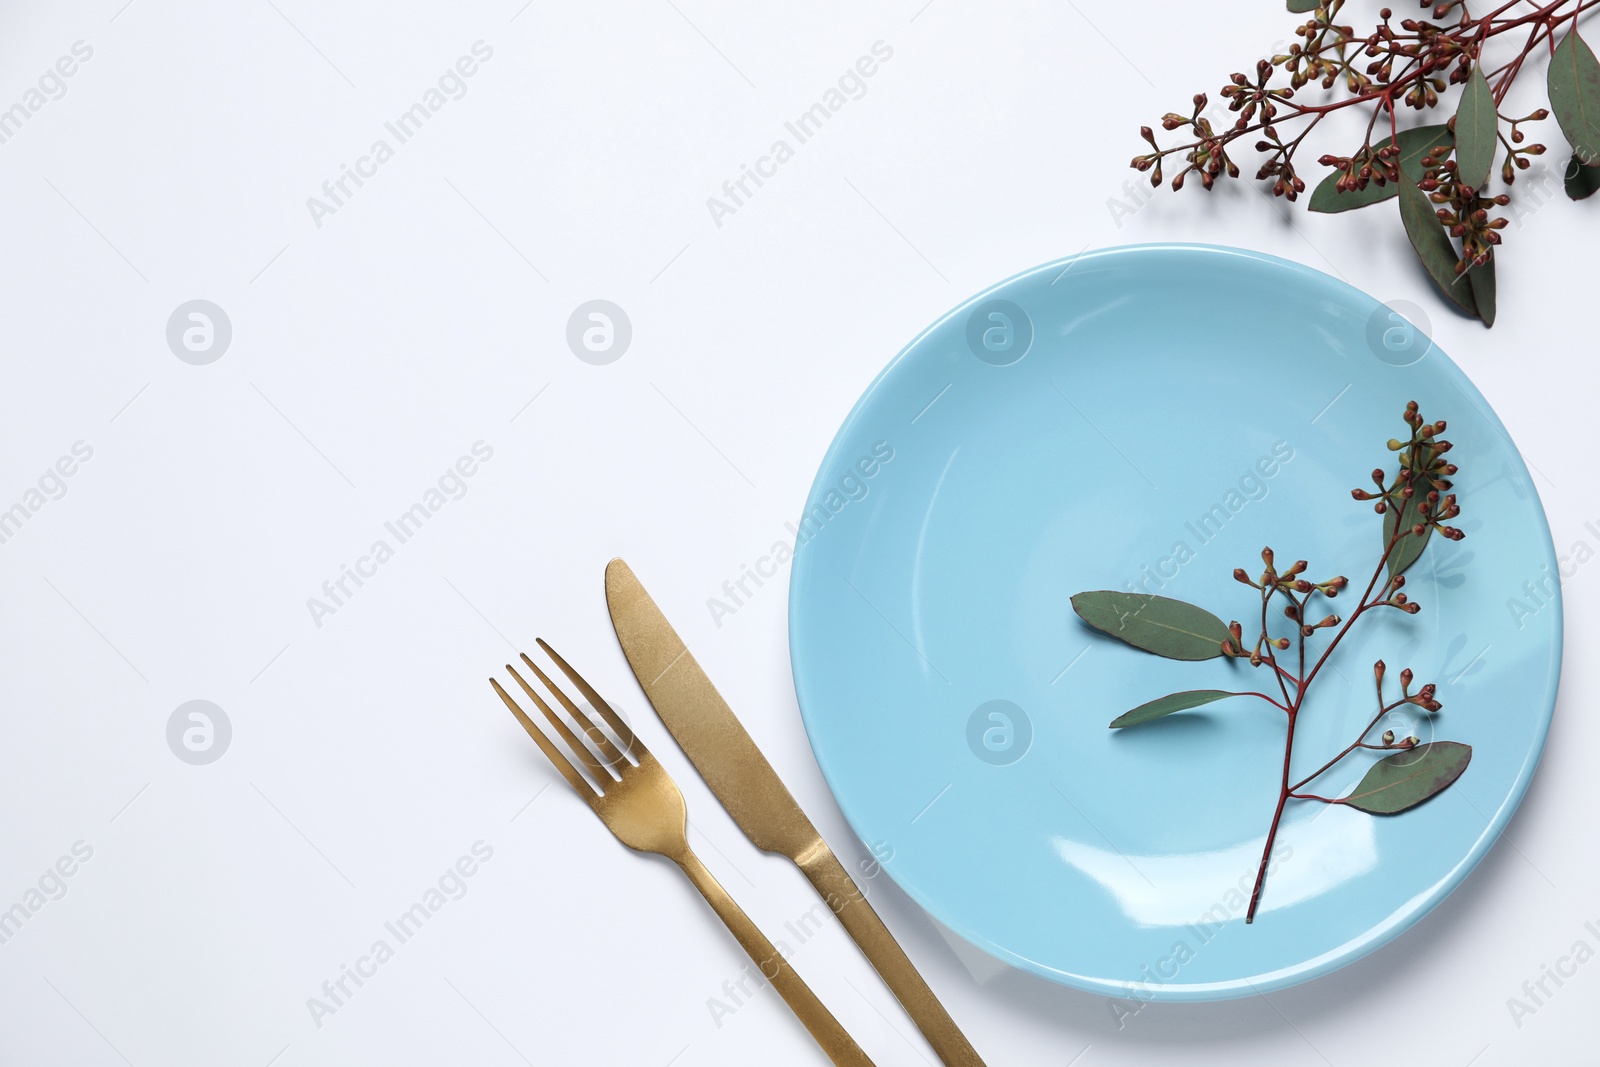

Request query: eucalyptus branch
[
  {"left": 1071, "top": 400, "right": 1472, "bottom": 926},
  {"left": 1131, "top": 0, "right": 1600, "bottom": 326}
]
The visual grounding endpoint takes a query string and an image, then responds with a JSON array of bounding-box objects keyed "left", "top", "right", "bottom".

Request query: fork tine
[
  {"left": 505, "top": 662, "right": 612, "bottom": 782},
  {"left": 520, "top": 650, "right": 632, "bottom": 769},
  {"left": 535, "top": 638, "right": 640, "bottom": 757},
  {"left": 489, "top": 677, "right": 594, "bottom": 796}
]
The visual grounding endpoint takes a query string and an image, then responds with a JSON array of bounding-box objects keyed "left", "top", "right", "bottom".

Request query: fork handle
[{"left": 673, "top": 850, "right": 874, "bottom": 1066}]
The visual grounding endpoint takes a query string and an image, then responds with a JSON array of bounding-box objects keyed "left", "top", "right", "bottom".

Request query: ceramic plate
[{"left": 787, "top": 244, "right": 1561, "bottom": 1000}]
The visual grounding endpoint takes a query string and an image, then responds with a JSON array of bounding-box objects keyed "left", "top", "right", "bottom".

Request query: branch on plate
[{"left": 1070, "top": 400, "right": 1471, "bottom": 923}]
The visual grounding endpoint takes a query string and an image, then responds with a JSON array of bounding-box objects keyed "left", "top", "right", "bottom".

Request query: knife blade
[{"left": 605, "top": 557, "right": 984, "bottom": 1067}]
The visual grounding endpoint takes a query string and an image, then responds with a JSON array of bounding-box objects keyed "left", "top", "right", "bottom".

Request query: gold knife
[{"left": 605, "top": 558, "right": 985, "bottom": 1067}]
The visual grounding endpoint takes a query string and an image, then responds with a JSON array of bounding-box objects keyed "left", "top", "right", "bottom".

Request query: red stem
[
  {"left": 1148, "top": 0, "right": 1593, "bottom": 183},
  {"left": 1260, "top": 588, "right": 1295, "bottom": 709},
  {"left": 1245, "top": 509, "right": 1410, "bottom": 923},
  {"left": 1289, "top": 698, "right": 1410, "bottom": 793}
]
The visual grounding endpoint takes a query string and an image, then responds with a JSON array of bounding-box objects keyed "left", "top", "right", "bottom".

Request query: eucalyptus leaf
[
  {"left": 1398, "top": 171, "right": 1478, "bottom": 317},
  {"left": 1565, "top": 158, "right": 1600, "bottom": 200},
  {"left": 1071, "top": 591, "right": 1233, "bottom": 660},
  {"left": 1286, "top": 0, "right": 1319, "bottom": 10},
  {"left": 1383, "top": 480, "right": 1433, "bottom": 578},
  {"left": 1307, "top": 125, "right": 1452, "bottom": 213},
  {"left": 1549, "top": 29, "right": 1600, "bottom": 162},
  {"left": 1110, "top": 690, "right": 1235, "bottom": 729},
  {"left": 1338, "top": 741, "right": 1472, "bottom": 814},
  {"left": 1467, "top": 255, "right": 1496, "bottom": 328},
  {"left": 1453, "top": 66, "right": 1498, "bottom": 189}
]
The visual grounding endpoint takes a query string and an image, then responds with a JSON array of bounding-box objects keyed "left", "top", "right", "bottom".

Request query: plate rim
[{"left": 786, "top": 241, "right": 1564, "bottom": 1001}]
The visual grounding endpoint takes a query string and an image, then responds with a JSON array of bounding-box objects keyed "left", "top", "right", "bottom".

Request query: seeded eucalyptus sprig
[
  {"left": 1133, "top": 0, "right": 1600, "bottom": 326},
  {"left": 1070, "top": 401, "right": 1470, "bottom": 923}
]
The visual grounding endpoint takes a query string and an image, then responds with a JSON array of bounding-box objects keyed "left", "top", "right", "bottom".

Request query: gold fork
[{"left": 490, "top": 640, "right": 873, "bottom": 1067}]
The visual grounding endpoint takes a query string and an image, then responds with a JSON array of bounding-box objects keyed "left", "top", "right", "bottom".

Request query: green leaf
[
  {"left": 1467, "top": 255, "right": 1496, "bottom": 328},
  {"left": 1453, "top": 66, "right": 1498, "bottom": 189},
  {"left": 1397, "top": 171, "right": 1477, "bottom": 317},
  {"left": 1307, "top": 125, "right": 1453, "bottom": 213},
  {"left": 1549, "top": 29, "right": 1600, "bottom": 163},
  {"left": 1071, "top": 591, "right": 1233, "bottom": 661},
  {"left": 1110, "top": 690, "right": 1235, "bottom": 729},
  {"left": 1566, "top": 157, "right": 1600, "bottom": 200},
  {"left": 1338, "top": 741, "right": 1472, "bottom": 814},
  {"left": 1383, "top": 480, "right": 1434, "bottom": 578},
  {"left": 1286, "top": 0, "right": 1319, "bottom": 10}
]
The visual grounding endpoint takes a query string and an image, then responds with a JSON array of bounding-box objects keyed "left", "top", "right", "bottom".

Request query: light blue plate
[{"left": 788, "top": 244, "right": 1562, "bottom": 1001}]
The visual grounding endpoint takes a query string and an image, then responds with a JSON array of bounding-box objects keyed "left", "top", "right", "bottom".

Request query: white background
[{"left": 0, "top": 2, "right": 1595, "bottom": 1065}]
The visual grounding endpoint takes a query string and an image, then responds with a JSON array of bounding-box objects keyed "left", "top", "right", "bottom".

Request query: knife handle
[
  {"left": 674, "top": 849, "right": 874, "bottom": 1067},
  {"left": 797, "top": 848, "right": 985, "bottom": 1067}
]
